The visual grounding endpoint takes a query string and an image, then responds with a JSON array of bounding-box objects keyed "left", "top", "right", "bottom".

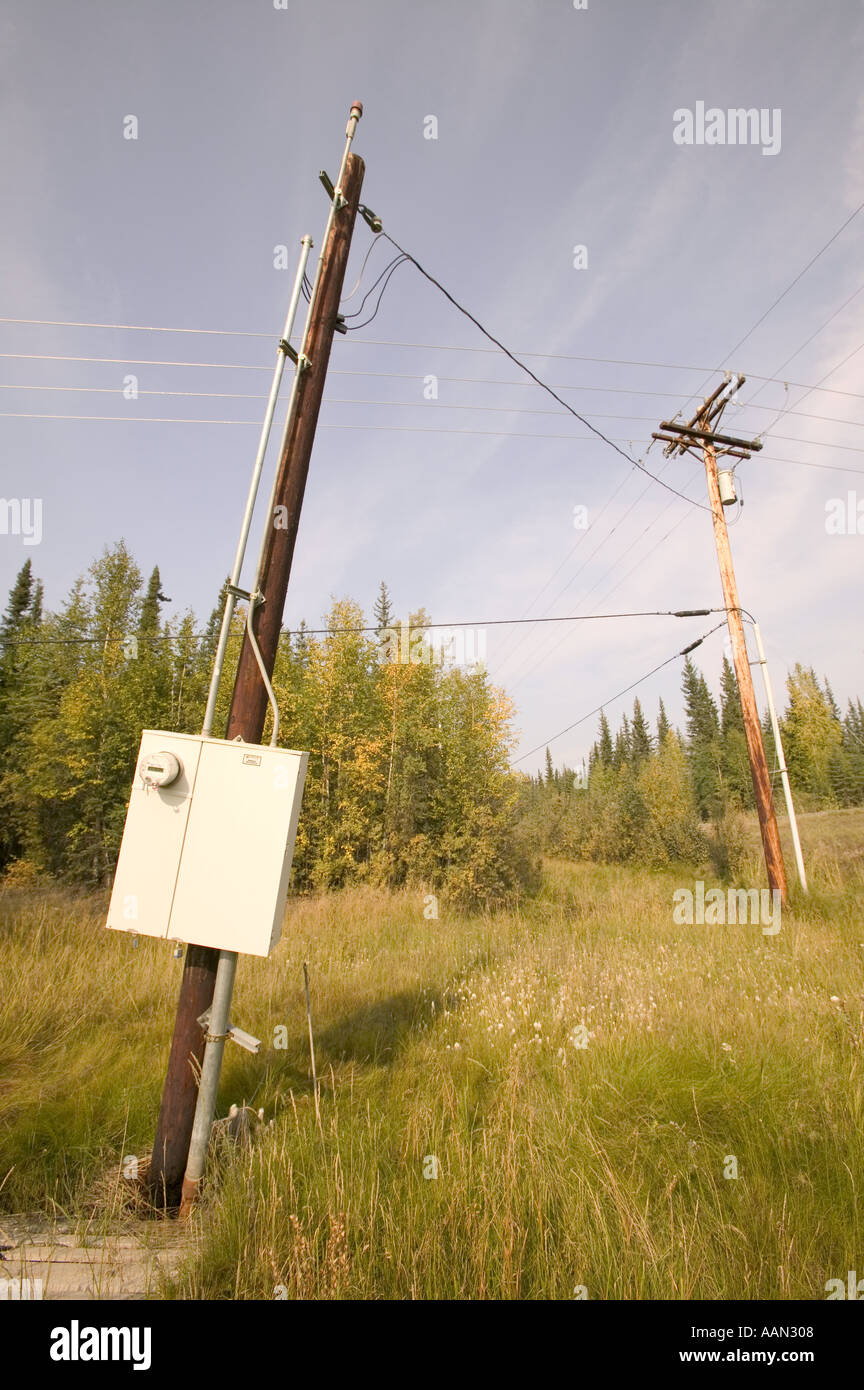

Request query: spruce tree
[
  {"left": 682, "top": 656, "right": 721, "bottom": 818},
  {"left": 0, "top": 560, "right": 40, "bottom": 867},
  {"left": 139, "top": 566, "right": 169, "bottom": 636},
  {"left": 718, "top": 656, "right": 752, "bottom": 808},
  {"left": 630, "top": 698, "right": 652, "bottom": 764},
  {"left": 596, "top": 709, "right": 613, "bottom": 767},
  {"left": 612, "top": 715, "right": 630, "bottom": 770},
  {"left": 656, "top": 698, "right": 671, "bottom": 746},
  {"left": 373, "top": 581, "right": 394, "bottom": 634}
]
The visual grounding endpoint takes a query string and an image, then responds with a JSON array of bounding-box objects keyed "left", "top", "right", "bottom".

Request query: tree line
[
  {"left": 0, "top": 545, "right": 532, "bottom": 907},
  {"left": 0, "top": 543, "right": 860, "bottom": 897},
  {"left": 521, "top": 656, "right": 864, "bottom": 870}
]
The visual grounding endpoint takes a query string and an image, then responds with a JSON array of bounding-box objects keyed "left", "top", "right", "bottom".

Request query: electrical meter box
[{"left": 106, "top": 730, "right": 309, "bottom": 957}]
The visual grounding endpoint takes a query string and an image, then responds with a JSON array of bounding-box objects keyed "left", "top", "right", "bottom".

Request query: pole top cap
[{"left": 350, "top": 102, "right": 363, "bottom": 120}]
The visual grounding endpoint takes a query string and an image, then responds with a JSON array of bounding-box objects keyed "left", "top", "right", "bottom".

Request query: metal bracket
[
  {"left": 297, "top": 353, "right": 311, "bottom": 371},
  {"left": 319, "top": 170, "right": 346, "bottom": 208},
  {"left": 226, "top": 584, "right": 265, "bottom": 606},
  {"left": 197, "top": 1009, "right": 261, "bottom": 1054},
  {"left": 279, "top": 339, "right": 299, "bottom": 365}
]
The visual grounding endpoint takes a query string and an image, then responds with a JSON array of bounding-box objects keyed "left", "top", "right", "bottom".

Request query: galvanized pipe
[
  {"left": 201, "top": 235, "right": 314, "bottom": 738},
  {"left": 247, "top": 103, "right": 363, "bottom": 599},
  {"left": 243, "top": 103, "right": 363, "bottom": 744},
  {"left": 179, "top": 948, "right": 238, "bottom": 1213},
  {"left": 751, "top": 620, "right": 808, "bottom": 893}
]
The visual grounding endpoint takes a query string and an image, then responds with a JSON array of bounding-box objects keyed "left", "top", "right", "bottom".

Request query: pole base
[{"left": 179, "top": 1175, "right": 202, "bottom": 1221}]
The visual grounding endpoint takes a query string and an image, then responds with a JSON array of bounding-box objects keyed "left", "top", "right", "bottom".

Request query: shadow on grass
[
  {"left": 219, "top": 947, "right": 501, "bottom": 1104},
  {"left": 219, "top": 983, "right": 446, "bottom": 1109},
  {"left": 312, "top": 986, "right": 443, "bottom": 1066}
]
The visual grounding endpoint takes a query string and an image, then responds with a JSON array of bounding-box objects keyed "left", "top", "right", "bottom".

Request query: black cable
[
  {"left": 2, "top": 607, "right": 723, "bottom": 645},
  {"left": 513, "top": 621, "right": 728, "bottom": 765},
  {"left": 345, "top": 255, "right": 409, "bottom": 331},
  {"left": 379, "top": 231, "right": 710, "bottom": 513},
  {"left": 342, "top": 254, "right": 408, "bottom": 320}
]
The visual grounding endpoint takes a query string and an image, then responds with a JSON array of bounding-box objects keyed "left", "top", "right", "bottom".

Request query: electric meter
[{"left": 138, "top": 750, "right": 181, "bottom": 788}]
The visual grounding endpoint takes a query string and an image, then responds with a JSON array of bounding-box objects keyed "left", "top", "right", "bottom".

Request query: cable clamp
[{"left": 197, "top": 1009, "right": 261, "bottom": 1054}]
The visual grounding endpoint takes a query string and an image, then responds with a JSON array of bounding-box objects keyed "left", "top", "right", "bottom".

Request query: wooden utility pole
[
  {"left": 652, "top": 377, "right": 788, "bottom": 904},
  {"left": 226, "top": 150, "right": 362, "bottom": 738},
  {"left": 149, "top": 121, "right": 366, "bottom": 1208}
]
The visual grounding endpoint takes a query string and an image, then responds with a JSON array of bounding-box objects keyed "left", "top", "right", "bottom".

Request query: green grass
[{"left": 2, "top": 811, "right": 863, "bottom": 1298}]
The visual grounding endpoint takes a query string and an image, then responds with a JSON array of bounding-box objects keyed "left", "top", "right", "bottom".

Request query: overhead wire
[
  {"left": 376, "top": 231, "right": 710, "bottom": 512},
  {"left": 2, "top": 384, "right": 863, "bottom": 456},
  {"left": 512, "top": 621, "right": 728, "bottom": 764},
  {"left": 3, "top": 605, "right": 725, "bottom": 645}
]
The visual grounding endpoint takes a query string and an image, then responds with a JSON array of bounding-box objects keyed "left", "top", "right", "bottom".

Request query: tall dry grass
[{"left": 2, "top": 811, "right": 863, "bottom": 1298}]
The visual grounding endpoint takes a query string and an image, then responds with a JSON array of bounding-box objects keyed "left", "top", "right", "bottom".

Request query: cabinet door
[
  {"left": 167, "top": 742, "right": 307, "bottom": 956},
  {"left": 106, "top": 732, "right": 201, "bottom": 939}
]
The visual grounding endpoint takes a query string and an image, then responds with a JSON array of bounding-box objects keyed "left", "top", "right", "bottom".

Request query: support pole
[
  {"left": 171, "top": 115, "right": 366, "bottom": 1217},
  {"left": 751, "top": 620, "right": 808, "bottom": 892},
  {"left": 701, "top": 437, "right": 788, "bottom": 903},
  {"left": 201, "top": 235, "right": 314, "bottom": 739},
  {"left": 178, "top": 949, "right": 238, "bottom": 1211}
]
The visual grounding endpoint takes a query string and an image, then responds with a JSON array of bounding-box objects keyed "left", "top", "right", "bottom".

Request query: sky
[{"left": 1, "top": 0, "right": 862, "bottom": 774}]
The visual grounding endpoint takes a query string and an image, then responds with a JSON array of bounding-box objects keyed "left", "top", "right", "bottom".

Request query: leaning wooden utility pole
[
  {"left": 149, "top": 107, "right": 366, "bottom": 1209},
  {"left": 652, "top": 377, "right": 788, "bottom": 904}
]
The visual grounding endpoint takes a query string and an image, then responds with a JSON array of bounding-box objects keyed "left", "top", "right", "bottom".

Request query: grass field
[{"left": 1, "top": 810, "right": 863, "bottom": 1299}]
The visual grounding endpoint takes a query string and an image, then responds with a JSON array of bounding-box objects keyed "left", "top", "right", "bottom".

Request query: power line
[
  {"left": 379, "top": 230, "right": 710, "bottom": 512},
  {"left": 492, "top": 470, "right": 637, "bottom": 668},
  {"left": 0, "top": 316, "right": 276, "bottom": 338},
  {"left": 5, "top": 409, "right": 863, "bottom": 475},
  {"left": 756, "top": 336, "right": 864, "bottom": 441},
  {"left": 503, "top": 488, "right": 693, "bottom": 689},
  {"left": 496, "top": 472, "right": 680, "bottom": 680},
  {"left": 4, "top": 383, "right": 863, "bottom": 443},
  {"left": 4, "top": 385, "right": 864, "bottom": 460},
  {"left": 669, "top": 198, "right": 864, "bottom": 422},
  {"left": 3, "top": 606, "right": 723, "bottom": 645},
  {"left": 513, "top": 621, "right": 728, "bottom": 764},
  {"left": 716, "top": 199, "right": 864, "bottom": 367},
  {"left": 2, "top": 344, "right": 864, "bottom": 405}
]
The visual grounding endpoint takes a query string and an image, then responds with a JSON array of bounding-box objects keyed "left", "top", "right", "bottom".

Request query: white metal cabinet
[{"left": 106, "top": 730, "right": 308, "bottom": 957}]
